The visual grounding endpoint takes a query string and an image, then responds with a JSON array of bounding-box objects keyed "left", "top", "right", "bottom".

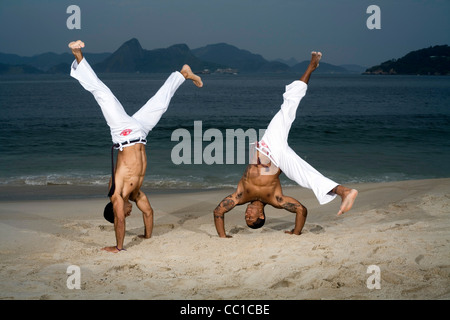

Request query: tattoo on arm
[
  {"left": 214, "top": 194, "right": 236, "bottom": 218},
  {"left": 277, "top": 196, "right": 305, "bottom": 216},
  {"left": 222, "top": 197, "right": 235, "bottom": 211},
  {"left": 213, "top": 212, "right": 224, "bottom": 220},
  {"left": 282, "top": 202, "right": 300, "bottom": 213}
]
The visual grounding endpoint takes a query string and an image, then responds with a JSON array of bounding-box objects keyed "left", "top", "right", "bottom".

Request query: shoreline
[
  {"left": 0, "top": 178, "right": 449, "bottom": 300},
  {"left": 0, "top": 184, "right": 236, "bottom": 202},
  {"left": 1, "top": 177, "right": 449, "bottom": 201}
]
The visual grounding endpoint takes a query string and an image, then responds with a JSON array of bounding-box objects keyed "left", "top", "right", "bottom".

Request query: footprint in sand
[
  {"left": 152, "top": 223, "right": 175, "bottom": 236},
  {"left": 229, "top": 226, "right": 249, "bottom": 234},
  {"left": 309, "top": 224, "right": 325, "bottom": 234},
  {"left": 415, "top": 254, "right": 424, "bottom": 265}
]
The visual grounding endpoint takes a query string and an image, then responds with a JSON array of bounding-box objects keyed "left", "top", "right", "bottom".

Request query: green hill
[{"left": 364, "top": 45, "right": 450, "bottom": 75}]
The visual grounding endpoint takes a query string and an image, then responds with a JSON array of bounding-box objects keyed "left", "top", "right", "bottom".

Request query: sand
[{"left": 0, "top": 179, "right": 449, "bottom": 300}]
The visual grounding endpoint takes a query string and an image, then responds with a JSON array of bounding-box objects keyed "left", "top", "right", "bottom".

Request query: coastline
[
  {"left": 0, "top": 184, "right": 228, "bottom": 201},
  {"left": 0, "top": 178, "right": 449, "bottom": 300}
]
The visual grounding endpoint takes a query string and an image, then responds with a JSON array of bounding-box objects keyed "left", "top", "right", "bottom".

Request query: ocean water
[{"left": 0, "top": 72, "right": 449, "bottom": 192}]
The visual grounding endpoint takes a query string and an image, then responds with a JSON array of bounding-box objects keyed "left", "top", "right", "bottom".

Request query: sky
[{"left": 0, "top": 0, "right": 449, "bottom": 67}]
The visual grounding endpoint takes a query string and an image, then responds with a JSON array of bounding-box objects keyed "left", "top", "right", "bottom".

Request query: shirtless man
[
  {"left": 213, "top": 52, "right": 358, "bottom": 238},
  {"left": 69, "top": 40, "right": 203, "bottom": 252}
]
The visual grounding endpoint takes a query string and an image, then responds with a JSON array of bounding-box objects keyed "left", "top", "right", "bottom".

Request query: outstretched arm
[{"left": 213, "top": 191, "right": 242, "bottom": 238}]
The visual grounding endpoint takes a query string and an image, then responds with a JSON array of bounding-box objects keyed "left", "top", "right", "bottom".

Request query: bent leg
[{"left": 279, "top": 146, "right": 339, "bottom": 205}]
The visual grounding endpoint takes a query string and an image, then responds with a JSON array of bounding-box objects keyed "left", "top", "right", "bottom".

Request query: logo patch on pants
[{"left": 120, "top": 129, "right": 132, "bottom": 136}]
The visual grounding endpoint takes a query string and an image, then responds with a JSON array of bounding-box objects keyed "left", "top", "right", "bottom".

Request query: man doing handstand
[
  {"left": 69, "top": 40, "right": 203, "bottom": 252},
  {"left": 213, "top": 51, "right": 358, "bottom": 238}
]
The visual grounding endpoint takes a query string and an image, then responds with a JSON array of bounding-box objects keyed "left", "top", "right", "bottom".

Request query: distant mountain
[
  {"left": 290, "top": 60, "right": 350, "bottom": 74},
  {"left": 0, "top": 63, "right": 43, "bottom": 74},
  {"left": 275, "top": 57, "right": 299, "bottom": 67},
  {"left": 339, "top": 64, "right": 367, "bottom": 74},
  {"left": 192, "top": 43, "right": 365, "bottom": 74},
  {"left": 0, "top": 51, "right": 110, "bottom": 72},
  {"left": 46, "top": 63, "right": 72, "bottom": 74},
  {"left": 275, "top": 59, "right": 366, "bottom": 74},
  {"left": 94, "top": 38, "right": 144, "bottom": 72},
  {"left": 364, "top": 45, "right": 450, "bottom": 75},
  {"left": 258, "top": 61, "right": 291, "bottom": 73},
  {"left": 192, "top": 43, "right": 290, "bottom": 73},
  {"left": 94, "top": 38, "right": 222, "bottom": 73},
  {"left": 0, "top": 52, "right": 30, "bottom": 65},
  {"left": 6, "top": 39, "right": 443, "bottom": 76}
]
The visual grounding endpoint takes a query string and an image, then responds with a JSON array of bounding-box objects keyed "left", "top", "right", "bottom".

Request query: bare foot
[
  {"left": 68, "top": 40, "right": 84, "bottom": 63},
  {"left": 300, "top": 51, "right": 322, "bottom": 84},
  {"left": 337, "top": 188, "right": 358, "bottom": 216},
  {"left": 310, "top": 51, "right": 322, "bottom": 70},
  {"left": 102, "top": 246, "right": 119, "bottom": 253},
  {"left": 68, "top": 40, "right": 85, "bottom": 50},
  {"left": 102, "top": 246, "right": 126, "bottom": 253},
  {"left": 180, "top": 64, "right": 203, "bottom": 88}
]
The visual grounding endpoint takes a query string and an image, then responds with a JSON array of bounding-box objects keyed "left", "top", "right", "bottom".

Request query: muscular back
[{"left": 114, "top": 143, "right": 147, "bottom": 200}]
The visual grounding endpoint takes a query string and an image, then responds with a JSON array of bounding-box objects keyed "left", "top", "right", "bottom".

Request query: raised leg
[
  {"left": 131, "top": 64, "right": 203, "bottom": 136},
  {"left": 69, "top": 41, "right": 140, "bottom": 143}
]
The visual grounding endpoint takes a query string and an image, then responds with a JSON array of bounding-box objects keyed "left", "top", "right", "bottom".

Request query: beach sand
[{"left": 0, "top": 179, "right": 449, "bottom": 300}]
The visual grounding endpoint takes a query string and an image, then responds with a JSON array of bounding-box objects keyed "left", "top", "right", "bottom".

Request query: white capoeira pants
[
  {"left": 70, "top": 58, "right": 185, "bottom": 149},
  {"left": 257, "top": 80, "right": 339, "bottom": 205}
]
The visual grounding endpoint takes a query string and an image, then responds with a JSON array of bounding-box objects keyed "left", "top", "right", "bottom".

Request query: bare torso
[
  {"left": 113, "top": 143, "right": 147, "bottom": 201},
  {"left": 237, "top": 160, "right": 284, "bottom": 207}
]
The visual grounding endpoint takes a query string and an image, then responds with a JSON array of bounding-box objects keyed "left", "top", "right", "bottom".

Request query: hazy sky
[{"left": 0, "top": 0, "right": 449, "bottom": 67}]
